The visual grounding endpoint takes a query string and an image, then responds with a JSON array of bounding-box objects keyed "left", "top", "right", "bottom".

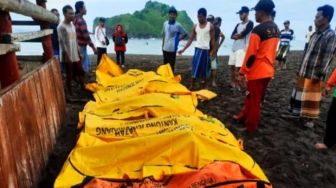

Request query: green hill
[{"left": 93, "top": 1, "right": 194, "bottom": 38}]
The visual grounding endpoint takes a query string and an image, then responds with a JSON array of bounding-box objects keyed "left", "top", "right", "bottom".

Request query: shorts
[
  {"left": 210, "top": 57, "right": 218, "bottom": 70},
  {"left": 228, "top": 49, "right": 246, "bottom": 68},
  {"left": 276, "top": 45, "right": 290, "bottom": 62}
]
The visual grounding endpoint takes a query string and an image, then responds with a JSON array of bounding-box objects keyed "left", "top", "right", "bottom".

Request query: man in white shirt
[
  {"left": 58, "top": 5, "right": 85, "bottom": 96},
  {"left": 304, "top": 25, "right": 314, "bottom": 51},
  {"left": 95, "top": 18, "right": 108, "bottom": 64},
  {"left": 228, "top": 6, "right": 254, "bottom": 91},
  {"left": 178, "top": 8, "right": 215, "bottom": 89}
]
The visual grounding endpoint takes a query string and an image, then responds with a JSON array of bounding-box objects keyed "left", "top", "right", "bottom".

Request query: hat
[
  {"left": 215, "top": 17, "right": 222, "bottom": 23},
  {"left": 99, "top": 17, "right": 106, "bottom": 22},
  {"left": 207, "top": 15, "right": 215, "bottom": 22},
  {"left": 237, "top": 6, "right": 250, "bottom": 14},
  {"left": 284, "top": 20, "right": 290, "bottom": 24},
  {"left": 253, "top": 0, "right": 275, "bottom": 14},
  {"left": 168, "top": 6, "right": 177, "bottom": 14}
]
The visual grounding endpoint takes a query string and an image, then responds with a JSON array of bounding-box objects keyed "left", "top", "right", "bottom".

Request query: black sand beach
[{"left": 36, "top": 51, "right": 336, "bottom": 188}]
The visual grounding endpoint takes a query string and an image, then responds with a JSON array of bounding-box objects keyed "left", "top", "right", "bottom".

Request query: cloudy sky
[{"left": 14, "top": 0, "right": 336, "bottom": 41}]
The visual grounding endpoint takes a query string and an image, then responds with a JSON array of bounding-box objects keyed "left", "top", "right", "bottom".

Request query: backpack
[{"left": 115, "top": 35, "right": 124, "bottom": 46}]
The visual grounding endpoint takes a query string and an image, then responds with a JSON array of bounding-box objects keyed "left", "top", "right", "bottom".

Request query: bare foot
[
  {"left": 212, "top": 81, "right": 217, "bottom": 87},
  {"left": 315, "top": 143, "right": 328, "bottom": 150},
  {"left": 233, "top": 114, "right": 245, "bottom": 123}
]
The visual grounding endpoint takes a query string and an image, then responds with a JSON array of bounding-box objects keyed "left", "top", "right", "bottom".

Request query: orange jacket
[
  {"left": 327, "top": 69, "right": 336, "bottom": 90},
  {"left": 240, "top": 21, "right": 280, "bottom": 80}
]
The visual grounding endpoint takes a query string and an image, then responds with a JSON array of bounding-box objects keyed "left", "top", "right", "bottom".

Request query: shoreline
[{"left": 17, "top": 50, "right": 305, "bottom": 59}]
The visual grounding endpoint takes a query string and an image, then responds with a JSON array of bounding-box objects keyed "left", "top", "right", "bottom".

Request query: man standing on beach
[
  {"left": 276, "top": 20, "right": 294, "bottom": 70},
  {"left": 95, "top": 18, "right": 108, "bottom": 64},
  {"left": 233, "top": 0, "right": 280, "bottom": 132},
  {"left": 162, "top": 6, "right": 188, "bottom": 72},
  {"left": 74, "top": 1, "right": 97, "bottom": 73},
  {"left": 210, "top": 17, "right": 225, "bottom": 87},
  {"left": 315, "top": 68, "right": 336, "bottom": 150},
  {"left": 288, "top": 5, "right": 336, "bottom": 128},
  {"left": 304, "top": 26, "right": 314, "bottom": 51},
  {"left": 50, "top": 9, "right": 62, "bottom": 71},
  {"left": 228, "top": 6, "right": 254, "bottom": 91},
  {"left": 50, "top": 9, "right": 60, "bottom": 58},
  {"left": 58, "top": 5, "right": 85, "bottom": 96},
  {"left": 178, "top": 8, "right": 215, "bottom": 89}
]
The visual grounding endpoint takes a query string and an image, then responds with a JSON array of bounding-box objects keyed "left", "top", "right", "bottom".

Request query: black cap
[
  {"left": 168, "top": 6, "right": 177, "bottom": 14},
  {"left": 284, "top": 20, "right": 290, "bottom": 24},
  {"left": 99, "top": 17, "right": 106, "bottom": 22},
  {"left": 215, "top": 17, "right": 222, "bottom": 23},
  {"left": 207, "top": 15, "right": 215, "bottom": 22},
  {"left": 237, "top": 6, "right": 250, "bottom": 14},
  {"left": 253, "top": 0, "right": 275, "bottom": 14}
]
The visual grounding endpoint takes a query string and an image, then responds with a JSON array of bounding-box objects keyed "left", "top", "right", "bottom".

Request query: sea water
[{"left": 17, "top": 37, "right": 305, "bottom": 56}]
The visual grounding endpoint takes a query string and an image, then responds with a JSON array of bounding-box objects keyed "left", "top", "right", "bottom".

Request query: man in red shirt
[
  {"left": 73, "top": 1, "right": 97, "bottom": 73},
  {"left": 233, "top": 0, "right": 280, "bottom": 132}
]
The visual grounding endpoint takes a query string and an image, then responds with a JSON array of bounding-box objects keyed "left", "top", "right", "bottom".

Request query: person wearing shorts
[
  {"left": 228, "top": 6, "right": 254, "bottom": 91},
  {"left": 210, "top": 17, "right": 225, "bottom": 87},
  {"left": 234, "top": 0, "right": 280, "bottom": 132},
  {"left": 276, "top": 20, "right": 294, "bottom": 70}
]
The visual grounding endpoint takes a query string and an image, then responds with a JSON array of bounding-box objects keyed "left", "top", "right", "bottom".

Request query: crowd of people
[
  {"left": 174, "top": 1, "right": 336, "bottom": 151},
  {"left": 50, "top": 1, "right": 128, "bottom": 96},
  {"left": 50, "top": 0, "right": 336, "bottom": 151}
]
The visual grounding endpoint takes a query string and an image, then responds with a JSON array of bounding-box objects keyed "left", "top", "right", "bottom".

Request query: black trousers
[
  {"left": 116, "top": 51, "right": 125, "bottom": 65},
  {"left": 324, "top": 98, "right": 336, "bottom": 148},
  {"left": 163, "top": 50, "right": 177, "bottom": 72},
  {"left": 97, "top": 47, "right": 107, "bottom": 64}
]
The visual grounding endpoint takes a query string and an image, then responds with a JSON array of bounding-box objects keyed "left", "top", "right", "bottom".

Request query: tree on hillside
[{"left": 93, "top": 1, "right": 194, "bottom": 38}]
